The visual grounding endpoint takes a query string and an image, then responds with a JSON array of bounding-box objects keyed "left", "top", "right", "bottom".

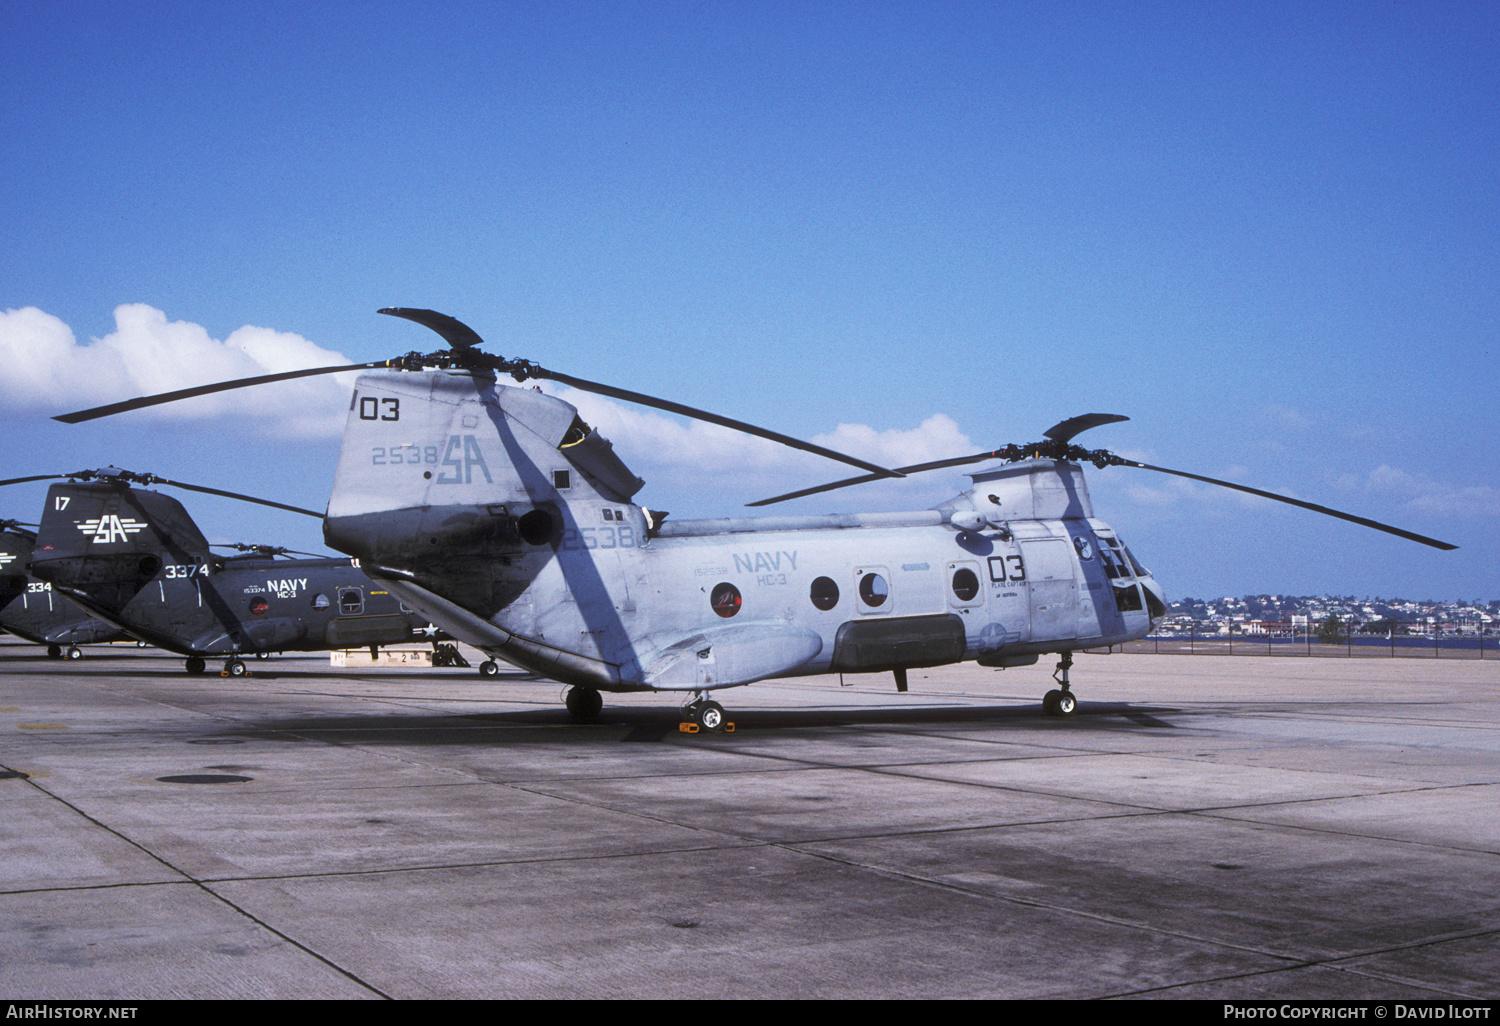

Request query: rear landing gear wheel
[
  {"left": 694, "top": 701, "right": 726, "bottom": 733},
  {"left": 565, "top": 686, "right": 603, "bottom": 721},
  {"left": 478, "top": 660, "right": 500, "bottom": 678}
]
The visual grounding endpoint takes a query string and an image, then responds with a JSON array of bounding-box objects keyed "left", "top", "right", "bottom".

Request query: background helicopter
[
  {"left": 1, "top": 518, "right": 131, "bottom": 658},
  {"left": 55, "top": 309, "right": 1457, "bottom": 728},
  {"left": 5, "top": 467, "right": 456, "bottom": 676}
]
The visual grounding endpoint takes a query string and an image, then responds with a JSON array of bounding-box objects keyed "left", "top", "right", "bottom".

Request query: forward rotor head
[{"left": 749, "top": 414, "right": 1457, "bottom": 552}]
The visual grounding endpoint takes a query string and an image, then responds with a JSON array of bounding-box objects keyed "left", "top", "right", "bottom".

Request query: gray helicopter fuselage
[{"left": 325, "top": 369, "right": 1165, "bottom": 692}]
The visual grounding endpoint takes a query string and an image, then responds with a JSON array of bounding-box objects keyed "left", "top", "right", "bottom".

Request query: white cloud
[
  {"left": 813, "top": 414, "right": 974, "bottom": 467},
  {"left": 551, "top": 386, "right": 974, "bottom": 476},
  {"left": 0, "top": 305, "right": 987, "bottom": 502},
  {"left": 1099, "top": 460, "right": 1296, "bottom": 513},
  {"left": 548, "top": 385, "right": 982, "bottom": 510},
  {"left": 1262, "top": 404, "right": 1314, "bottom": 433},
  {"left": 1366, "top": 465, "right": 1500, "bottom": 518},
  {"left": 0, "top": 305, "right": 357, "bottom": 436}
]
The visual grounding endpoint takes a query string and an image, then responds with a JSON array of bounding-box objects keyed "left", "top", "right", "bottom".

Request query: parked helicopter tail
[
  {"left": 31, "top": 473, "right": 216, "bottom": 597},
  {"left": 322, "top": 363, "right": 672, "bottom": 687}
]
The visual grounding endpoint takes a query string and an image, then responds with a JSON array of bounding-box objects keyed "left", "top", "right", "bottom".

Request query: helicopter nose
[{"left": 1140, "top": 575, "right": 1168, "bottom": 621}]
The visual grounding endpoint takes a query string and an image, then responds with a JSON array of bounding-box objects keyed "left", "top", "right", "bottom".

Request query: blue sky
[{"left": 3, "top": 1, "right": 1495, "bottom": 603}]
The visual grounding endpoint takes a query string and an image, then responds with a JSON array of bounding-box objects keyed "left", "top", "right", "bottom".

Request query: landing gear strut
[
  {"left": 1042, "top": 651, "right": 1078, "bottom": 717},
  {"left": 431, "top": 643, "right": 469, "bottom": 668}
]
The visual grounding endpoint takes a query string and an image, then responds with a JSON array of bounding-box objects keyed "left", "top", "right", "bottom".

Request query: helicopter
[
  {"left": 9, "top": 467, "right": 456, "bottom": 676},
  {"left": 1, "top": 518, "right": 131, "bottom": 658},
  {"left": 55, "top": 309, "right": 1457, "bottom": 728}
]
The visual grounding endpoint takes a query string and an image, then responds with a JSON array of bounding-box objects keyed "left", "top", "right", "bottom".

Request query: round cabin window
[
  {"left": 711, "top": 582, "right": 742, "bottom": 618},
  {"left": 809, "top": 576, "right": 840, "bottom": 611},
  {"left": 951, "top": 567, "right": 979, "bottom": 602}
]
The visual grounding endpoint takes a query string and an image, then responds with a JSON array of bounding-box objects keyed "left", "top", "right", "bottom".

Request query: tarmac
[{"left": 1, "top": 637, "right": 1497, "bottom": 1000}]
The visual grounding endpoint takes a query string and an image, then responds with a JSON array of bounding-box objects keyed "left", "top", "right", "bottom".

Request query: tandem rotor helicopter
[
  {"left": 0, "top": 467, "right": 452, "bottom": 676},
  {"left": 54, "top": 308, "right": 1456, "bottom": 730}
]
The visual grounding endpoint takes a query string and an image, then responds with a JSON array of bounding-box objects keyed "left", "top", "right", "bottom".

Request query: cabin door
[{"left": 1020, "top": 539, "right": 1077, "bottom": 643}]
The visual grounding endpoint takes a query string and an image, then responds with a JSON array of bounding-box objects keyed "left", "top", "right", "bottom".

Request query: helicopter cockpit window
[
  {"left": 1123, "top": 543, "right": 1150, "bottom": 578},
  {"left": 1099, "top": 538, "right": 1131, "bottom": 580}
]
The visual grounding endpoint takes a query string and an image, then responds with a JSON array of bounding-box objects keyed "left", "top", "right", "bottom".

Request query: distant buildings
[{"left": 1158, "top": 595, "right": 1498, "bottom": 637}]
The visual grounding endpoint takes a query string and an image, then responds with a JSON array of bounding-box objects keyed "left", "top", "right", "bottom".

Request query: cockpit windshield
[{"left": 1098, "top": 536, "right": 1131, "bottom": 579}]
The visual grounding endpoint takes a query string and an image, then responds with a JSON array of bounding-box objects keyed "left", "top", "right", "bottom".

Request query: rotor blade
[
  {"left": 1120, "top": 460, "right": 1458, "bottom": 551},
  {"left": 747, "top": 450, "right": 1009, "bottom": 506},
  {"left": 147, "top": 477, "right": 325, "bottom": 519},
  {"left": 378, "top": 307, "right": 486, "bottom": 349},
  {"left": 212, "top": 543, "right": 328, "bottom": 557},
  {"left": 537, "top": 368, "right": 902, "bottom": 480},
  {"left": 1043, "top": 413, "right": 1129, "bottom": 443},
  {"left": 0, "top": 474, "right": 68, "bottom": 488},
  {"left": 52, "top": 362, "right": 387, "bottom": 424},
  {"left": 749, "top": 416, "right": 1133, "bottom": 505}
]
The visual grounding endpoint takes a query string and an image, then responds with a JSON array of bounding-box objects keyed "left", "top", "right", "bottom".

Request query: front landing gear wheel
[
  {"left": 565, "top": 686, "right": 603, "bottom": 721},
  {"left": 185, "top": 657, "right": 206, "bottom": 675},
  {"left": 1042, "top": 689, "right": 1077, "bottom": 717},
  {"left": 65, "top": 646, "right": 83, "bottom": 660},
  {"left": 680, "top": 692, "right": 734, "bottom": 734},
  {"left": 224, "top": 658, "right": 249, "bottom": 678}
]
